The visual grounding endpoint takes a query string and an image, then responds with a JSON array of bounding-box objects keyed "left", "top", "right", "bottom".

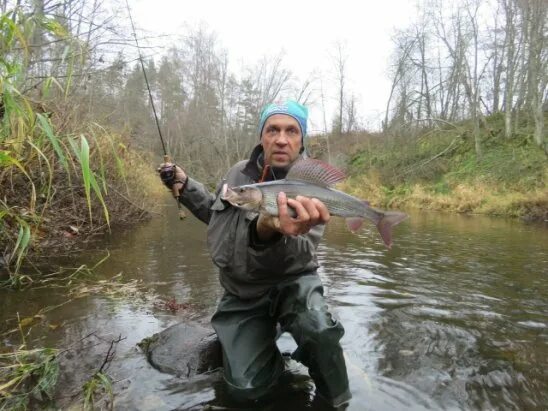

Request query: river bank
[
  {"left": 0, "top": 9, "right": 168, "bottom": 287},
  {"left": 311, "top": 114, "right": 547, "bottom": 221},
  {"left": 0, "top": 123, "right": 163, "bottom": 287}
]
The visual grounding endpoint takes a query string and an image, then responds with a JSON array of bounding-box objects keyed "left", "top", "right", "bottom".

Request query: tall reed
[{"left": 0, "top": 9, "right": 134, "bottom": 287}]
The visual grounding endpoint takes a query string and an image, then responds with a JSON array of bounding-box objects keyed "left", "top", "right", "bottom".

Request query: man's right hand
[
  {"left": 256, "top": 192, "right": 330, "bottom": 241},
  {"left": 158, "top": 162, "right": 187, "bottom": 198}
]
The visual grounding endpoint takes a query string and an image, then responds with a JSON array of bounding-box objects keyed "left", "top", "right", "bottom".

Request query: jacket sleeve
[{"left": 178, "top": 177, "right": 216, "bottom": 224}]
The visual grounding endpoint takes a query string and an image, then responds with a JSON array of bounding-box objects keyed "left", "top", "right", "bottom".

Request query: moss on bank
[{"left": 332, "top": 115, "right": 547, "bottom": 221}]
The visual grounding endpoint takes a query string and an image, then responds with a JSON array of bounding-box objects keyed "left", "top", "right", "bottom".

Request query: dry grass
[{"left": 342, "top": 175, "right": 548, "bottom": 221}]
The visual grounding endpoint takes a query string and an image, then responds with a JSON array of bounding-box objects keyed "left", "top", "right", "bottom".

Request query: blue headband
[{"left": 258, "top": 100, "right": 308, "bottom": 138}]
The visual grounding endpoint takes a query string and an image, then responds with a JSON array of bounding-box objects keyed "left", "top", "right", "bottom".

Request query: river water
[{"left": 1, "top": 200, "right": 547, "bottom": 410}]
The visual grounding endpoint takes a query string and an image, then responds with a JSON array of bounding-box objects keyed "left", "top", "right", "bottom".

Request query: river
[{"left": 1, "top": 200, "right": 547, "bottom": 410}]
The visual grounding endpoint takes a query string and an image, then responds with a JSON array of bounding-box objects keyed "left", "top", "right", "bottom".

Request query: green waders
[{"left": 211, "top": 272, "right": 351, "bottom": 407}]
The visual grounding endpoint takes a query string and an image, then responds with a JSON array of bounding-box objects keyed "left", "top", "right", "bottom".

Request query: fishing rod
[{"left": 124, "top": 0, "right": 185, "bottom": 218}]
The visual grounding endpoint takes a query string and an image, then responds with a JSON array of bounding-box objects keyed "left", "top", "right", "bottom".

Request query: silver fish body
[
  {"left": 223, "top": 179, "right": 408, "bottom": 248},
  {"left": 253, "top": 180, "right": 382, "bottom": 223}
]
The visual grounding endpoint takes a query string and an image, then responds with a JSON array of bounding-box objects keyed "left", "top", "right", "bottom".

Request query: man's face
[{"left": 260, "top": 114, "right": 302, "bottom": 168}]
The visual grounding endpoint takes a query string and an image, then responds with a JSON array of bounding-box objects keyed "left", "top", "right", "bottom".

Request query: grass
[
  {"left": 1, "top": 9, "right": 162, "bottom": 287},
  {"left": 0, "top": 346, "right": 59, "bottom": 410},
  {"left": 82, "top": 372, "right": 113, "bottom": 411},
  {"left": 330, "top": 114, "right": 547, "bottom": 220},
  {"left": 1, "top": 326, "right": 115, "bottom": 410}
]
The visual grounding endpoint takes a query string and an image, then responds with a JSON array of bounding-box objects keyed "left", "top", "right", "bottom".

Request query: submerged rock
[{"left": 139, "top": 322, "right": 222, "bottom": 379}]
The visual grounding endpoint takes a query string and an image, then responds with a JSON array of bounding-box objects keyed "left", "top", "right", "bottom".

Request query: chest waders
[{"left": 211, "top": 272, "right": 351, "bottom": 407}]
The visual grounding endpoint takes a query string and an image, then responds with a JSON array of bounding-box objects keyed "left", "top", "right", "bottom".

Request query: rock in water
[{"left": 139, "top": 322, "right": 222, "bottom": 378}]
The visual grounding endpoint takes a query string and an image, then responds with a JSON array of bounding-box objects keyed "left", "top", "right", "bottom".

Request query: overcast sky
[{"left": 131, "top": 0, "right": 417, "bottom": 132}]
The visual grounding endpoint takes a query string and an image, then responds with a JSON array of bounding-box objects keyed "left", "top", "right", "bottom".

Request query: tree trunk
[
  {"left": 525, "top": 0, "right": 546, "bottom": 149},
  {"left": 503, "top": 0, "right": 516, "bottom": 139},
  {"left": 319, "top": 76, "right": 331, "bottom": 163}
]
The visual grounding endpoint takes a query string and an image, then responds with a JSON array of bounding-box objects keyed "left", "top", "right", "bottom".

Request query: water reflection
[
  {"left": 1, "top": 206, "right": 547, "bottom": 410},
  {"left": 320, "top": 212, "right": 547, "bottom": 410}
]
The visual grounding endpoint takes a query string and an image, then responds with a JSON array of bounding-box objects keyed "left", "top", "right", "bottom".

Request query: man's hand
[
  {"left": 256, "top": 192, "right": 330, "bottom": 241},
  {"left": 158, "top": 162, "right": 187, "bottom": 198}
]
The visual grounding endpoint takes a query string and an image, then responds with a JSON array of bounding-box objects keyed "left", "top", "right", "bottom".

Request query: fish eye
[{"left": 238, "top": 188, "right": 245, "bottom": 193}]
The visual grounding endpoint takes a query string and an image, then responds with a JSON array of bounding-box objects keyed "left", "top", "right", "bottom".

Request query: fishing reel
[
  {"left": 158, "top": 164, "right": 178, "bottom": 188},
  {"left": 158, "top": 162, "right": 187, "bottom": 220}
]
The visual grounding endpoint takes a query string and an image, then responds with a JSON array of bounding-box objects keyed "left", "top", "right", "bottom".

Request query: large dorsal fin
[{"left": 286, "top": 159, "right": 346, "bottom": 186}]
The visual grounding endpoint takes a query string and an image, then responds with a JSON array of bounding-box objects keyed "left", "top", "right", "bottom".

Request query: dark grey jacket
[{"left": 179, "top": 146, "right": 324, "bottom": 299}]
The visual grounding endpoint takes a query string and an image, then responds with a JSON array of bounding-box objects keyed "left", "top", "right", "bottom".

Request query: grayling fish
[{"left": 222, "top": 159, "right": 408, "bottom": 248}]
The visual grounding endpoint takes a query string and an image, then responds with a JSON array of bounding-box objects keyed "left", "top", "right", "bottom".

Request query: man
[{"left": 159, "top": 100, "right": 351, "bottom": 408}]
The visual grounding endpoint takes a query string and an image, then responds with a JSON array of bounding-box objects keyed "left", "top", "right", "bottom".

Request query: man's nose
[{"left": 275, "top": 132, "right": 289, "bottom": 145}]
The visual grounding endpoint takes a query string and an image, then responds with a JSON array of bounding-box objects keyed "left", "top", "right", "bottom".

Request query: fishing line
[
  {"left": 124, "top": 0, "right": 185, "bottom": 218},
  {"left": 124, "top": 0, "right": 167, "bottom": 156}
]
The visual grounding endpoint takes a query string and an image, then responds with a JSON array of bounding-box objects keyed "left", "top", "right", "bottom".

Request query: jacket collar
[{"left": 242, "top": 144, "right": 264, "bottom": 181}]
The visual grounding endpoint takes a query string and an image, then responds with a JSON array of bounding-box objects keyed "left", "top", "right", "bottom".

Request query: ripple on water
[{"left": 516, "top": 320, "right": 546, "bottom": 329}]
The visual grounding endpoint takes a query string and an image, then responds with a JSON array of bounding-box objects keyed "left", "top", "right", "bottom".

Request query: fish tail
[{"left": 376, "top": 211, "right": 408, "bottom": 248}]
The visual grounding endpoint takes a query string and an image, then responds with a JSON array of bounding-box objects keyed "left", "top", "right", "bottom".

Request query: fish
[{"left": 221, "top": 159, "right": 408, "bottom": 248}]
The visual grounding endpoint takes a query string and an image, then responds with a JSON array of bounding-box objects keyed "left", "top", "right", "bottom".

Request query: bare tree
[
  {"left": 319, "top": 74, "right": 332, "bottom": 162},
  {"left": 502, "top": 0, "right": 518, "bottom": 138},
  {"left": 384, "top": 34, "right": 415, "bottom": 131},
  {"left": 488, "top": 2, "right": 505, "bottom": 113},
  {"left": 414, "top": 22, "right": 433, "bottom": 123},
  {"left": 522, "top": 0, "right": 547, "bottom": 150},
  {"left": 295, "top": 71, "right": 317, "bottom": 107},
  {"left": 344, "top": 94, "right": 358, "bottom": 133},
  {"left": 330, "top": 41, "right": 348, "bottom": 136}
]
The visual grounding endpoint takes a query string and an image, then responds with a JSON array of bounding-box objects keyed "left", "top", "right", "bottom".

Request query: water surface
[{"left": 1, "top": 202, "right": 547, "bottom": 410}]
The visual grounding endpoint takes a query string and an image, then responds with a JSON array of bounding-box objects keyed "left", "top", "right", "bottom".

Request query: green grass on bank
[{"left": 317, "top": 114, "right": 547, "bottom": 221}]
